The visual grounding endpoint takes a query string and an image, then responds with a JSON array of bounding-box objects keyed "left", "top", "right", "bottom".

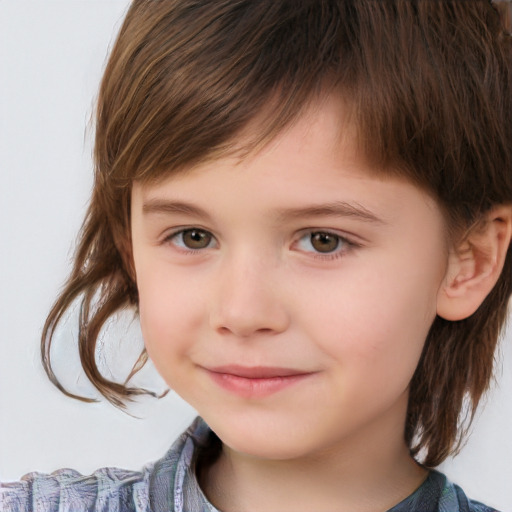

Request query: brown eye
[
  {"left": 178, "top": 229, "right": 213, "bottom": 249},
  {"left": 310, "top": 232, "right": 340, "bottom": 253}
]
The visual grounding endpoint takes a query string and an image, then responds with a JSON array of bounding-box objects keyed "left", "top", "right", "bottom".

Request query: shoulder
[
  {"left": 0, "top": 465, "right": 154, "bottom": 512},
  {"left": 451, "top": 484, "right": 501, "bottom": 512},
  {"left": 391, "top": 470, "right": 501, "bottom": 512},
  {"left": 0, "top": 418, "right": 205, "bottom": 512},
  {"left": 435, "top": 471, "right": 501, "bottom": 512}
]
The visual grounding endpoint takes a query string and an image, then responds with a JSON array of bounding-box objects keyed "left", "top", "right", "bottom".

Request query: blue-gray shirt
[{"left": 0, "top": 418, "right": 499, "bottom": 511}]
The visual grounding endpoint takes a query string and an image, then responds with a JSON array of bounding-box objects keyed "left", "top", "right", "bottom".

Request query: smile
[{"left": 203, "top": 365, "right": 316, "bottom": 399}]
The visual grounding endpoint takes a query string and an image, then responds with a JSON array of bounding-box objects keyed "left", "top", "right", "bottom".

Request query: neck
[{"left": 200, "top": 396, "right": 428, "bottom": 512}]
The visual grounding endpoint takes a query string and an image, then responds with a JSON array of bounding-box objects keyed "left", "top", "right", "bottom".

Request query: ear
[{"left": 437, "top": 205, "right": 512, "bottom": 321}]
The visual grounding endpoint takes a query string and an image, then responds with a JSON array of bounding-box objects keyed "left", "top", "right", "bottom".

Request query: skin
[{"left": 130, "top": 97, "right": 452, "bottom": 512}]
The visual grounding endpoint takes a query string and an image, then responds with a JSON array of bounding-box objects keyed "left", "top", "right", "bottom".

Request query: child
[{"left": 2, "top": 0, "right": 512, "bottom": 510}]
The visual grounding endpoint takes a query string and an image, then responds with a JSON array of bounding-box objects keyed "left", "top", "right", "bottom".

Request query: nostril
[{"left": 209, "top": 278, "right": 290, "bottom": 337}]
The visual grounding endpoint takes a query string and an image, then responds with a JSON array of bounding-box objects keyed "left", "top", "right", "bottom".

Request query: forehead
[
  {"left": 136, "top": 93, "right": 360, "bottom": 184},
  {"left": 132, "top": 96, "right": 445, "bottom": 238},
  {"left": 139, "top": 94, "right": 372, "bottom": 189}
]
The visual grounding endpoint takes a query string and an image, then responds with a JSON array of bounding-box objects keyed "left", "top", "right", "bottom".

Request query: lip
[{"left": 203, "top": 365, "right": 316, "bottom": 399}]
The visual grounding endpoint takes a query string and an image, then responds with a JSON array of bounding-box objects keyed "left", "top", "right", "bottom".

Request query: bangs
[
  {"left": 96, "top": 0, "right": 511, "bottom": 223},
  {"left": 96, "top": 1, "right": 354, "bottom": 186}
]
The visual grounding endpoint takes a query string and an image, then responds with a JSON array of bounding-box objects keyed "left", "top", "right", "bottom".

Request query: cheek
[
  {"left": 298, "top": 256, "right": 441, "bottom": 382},
  {"left": 136, "top": 270, "right": 201, "bottom": 371}
]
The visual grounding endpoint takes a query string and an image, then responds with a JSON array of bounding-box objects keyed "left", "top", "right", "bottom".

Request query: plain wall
[{"left": 0, "top": 2, "right": 511, "bottom": 510}]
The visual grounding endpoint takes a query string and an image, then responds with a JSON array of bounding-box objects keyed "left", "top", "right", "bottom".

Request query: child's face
[{"left": 131, "top": 96, "right": 450, "bottom": 461}]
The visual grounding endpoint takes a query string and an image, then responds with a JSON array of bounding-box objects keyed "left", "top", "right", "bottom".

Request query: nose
[{"left": 209, "top": 253, "right": 290, "bottom": 338}]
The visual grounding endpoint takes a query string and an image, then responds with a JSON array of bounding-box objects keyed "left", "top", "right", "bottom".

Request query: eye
[
  {"left": 168, "top": 228, "right": 216, "bottom": 250},
  {"left": 296, "top": 231, "right": 347, "bottom": 254}
]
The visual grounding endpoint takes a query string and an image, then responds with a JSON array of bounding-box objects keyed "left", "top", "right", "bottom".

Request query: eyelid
[
  {"left": 159, "top": 226, "right": 362, "bottom": 259},
  {"left": 292, "top": 229, "right": 361, "bottom": 259},
  {"left": 162, "top": 226, "right": 218, "bottom": 252}
]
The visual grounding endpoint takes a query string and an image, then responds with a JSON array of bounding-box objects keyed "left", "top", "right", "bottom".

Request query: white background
[{"left": 0, "top": 2, "right": 511, "bottom": 510}]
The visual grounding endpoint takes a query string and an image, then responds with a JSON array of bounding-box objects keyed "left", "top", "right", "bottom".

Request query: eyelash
[
  {"left": 163, "top": 228, "right": 359, "bottom": 260},
  {"left": 293, "top": 230, "right": 358, "bottom": 260},
  {"left": 163, "top": 228, "right": 218, "bottom": 254}
]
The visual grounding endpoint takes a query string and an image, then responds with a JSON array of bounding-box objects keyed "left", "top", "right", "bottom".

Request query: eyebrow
[
  {"left": 143, "top": 198, "right": 384, "bottom": 224},
  {"left": 142, "top": 199, "right": 212, "bottom": 220},
  {"left": 275, "top": 201, "right": 384, "bottom": 224}
]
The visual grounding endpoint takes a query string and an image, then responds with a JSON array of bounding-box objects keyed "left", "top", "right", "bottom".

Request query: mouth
[{"left": 202, "top": 365, "right": 316, "bottom": 398}]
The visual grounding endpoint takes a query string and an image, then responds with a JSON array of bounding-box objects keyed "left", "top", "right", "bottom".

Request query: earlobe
[{"left": 437, "top": 205, "right": 512, "bottom": 321}]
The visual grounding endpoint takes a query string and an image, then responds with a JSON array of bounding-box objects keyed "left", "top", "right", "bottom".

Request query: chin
[
  {"left": 223, "top": 432, "right": 309, "bottom": 461},
  {"left": 203, "top": 410, "right": 325, "bottom": 461}
]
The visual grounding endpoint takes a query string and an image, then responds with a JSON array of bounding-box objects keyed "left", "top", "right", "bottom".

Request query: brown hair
[{"left": 41, "top": 0, "right": 512, "bottom": 467}]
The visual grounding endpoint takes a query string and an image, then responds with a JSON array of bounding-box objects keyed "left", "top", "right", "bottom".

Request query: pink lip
[{"left": 203, "top": 365, "right": 315, "bottom": 399}]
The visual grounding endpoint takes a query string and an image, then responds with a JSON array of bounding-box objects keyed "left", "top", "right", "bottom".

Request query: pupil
[
  {"left": 184, "top": 229, "right": 211, "bottom": 249},
  {"left": 311, "top": 232, "right": 339, "bottom": 253}
]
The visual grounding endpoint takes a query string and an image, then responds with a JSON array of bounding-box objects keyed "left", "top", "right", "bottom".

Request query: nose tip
[
  {"left": 210, "top": 271, "right": 290, "bottom": 338},
  {"left": 211, "top": 301, "right": 290, "bottom": 338}
]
